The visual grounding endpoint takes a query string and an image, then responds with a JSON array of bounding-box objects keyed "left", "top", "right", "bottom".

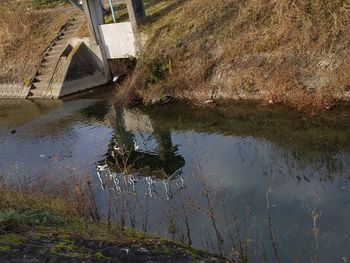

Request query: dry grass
[
  {"left": 0, "top": 0, "right": 75, "bottom": 84},
  {"left": 0, "top": 176, "right": 75, "bottom": 220},
  {"left": 0, "top": 171, "right": 101, "bottom": 222},
  {"left": 121, "top": 0, "right": 350, "bottom": 111}
]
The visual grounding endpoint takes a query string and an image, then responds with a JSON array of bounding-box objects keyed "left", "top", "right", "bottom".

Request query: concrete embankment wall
[{"left": 0, "top": 83, "right": 29, "bottom": 99}]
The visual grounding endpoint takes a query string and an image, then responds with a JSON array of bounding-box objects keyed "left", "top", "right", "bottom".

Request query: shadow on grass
[
  {"left": 145, "top": 0, "right": 186, "bottom": 24},
  {"left": 104, "top": 0, "right": 186, "bottom": 25}
]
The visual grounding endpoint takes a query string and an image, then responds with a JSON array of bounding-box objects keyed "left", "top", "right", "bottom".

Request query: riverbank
[
  {"left": 0, "top": 177, "right": 222, "bottom": 262},
  {"left": 0, "top": 222, "right": 219, "bottom": 262},
  {"left": 2, "top": 0, "right": 349, "bottom": 112},
  {"left": 120, "top": 0, "right": 350, "bottom": 112}
]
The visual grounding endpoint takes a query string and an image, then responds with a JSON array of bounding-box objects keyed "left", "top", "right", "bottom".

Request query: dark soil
[{"left": 0, "top": 234, "right": 221, "bottom": 262}]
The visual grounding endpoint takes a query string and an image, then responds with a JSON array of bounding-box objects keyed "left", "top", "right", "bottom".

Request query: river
[{"left": 1, "top": 88, "right": 350, "bottom": 262}]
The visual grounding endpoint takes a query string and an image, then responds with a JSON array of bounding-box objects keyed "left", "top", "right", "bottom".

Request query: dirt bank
[
  {"left": 120, "top": 0, "right": 350, "bottom": 111},
  {"left": 0, "top": 226, "right": 221, "bottom": 262},
  {"left": 0, "top": 175, "right": 222, "bottom": 262}
]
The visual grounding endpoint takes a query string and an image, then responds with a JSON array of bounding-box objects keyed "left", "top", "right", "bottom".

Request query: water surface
[{"left": 1, "top": 91, "right": 350, "bottom": 262}]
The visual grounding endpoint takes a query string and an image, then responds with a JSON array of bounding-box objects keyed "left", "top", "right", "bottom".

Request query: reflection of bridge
[
  {"left": 97, "top": 105, "right": 186, "bottom": 199},
  {"left": 97, "top": 166, "right": 186, "bottom": 200},
  {"left": 101, "top": 102, "right": 350, "bottom": 183}
]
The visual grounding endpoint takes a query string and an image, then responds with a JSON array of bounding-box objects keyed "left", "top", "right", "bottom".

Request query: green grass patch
[
  {"left": 0, "top": 245, "right": 11, "bottom": 252},
  {"left": 0, "top": 233, "right": 23, "bottom": 245},
  {"left": 0, "top": 209, "right": 64, "bottom": 232},
  {"left": 51, "top": 240, "right": 91, "bottom": 259},
  {"left": 94, "top": 251, "right": 110, "bottom": 260}
]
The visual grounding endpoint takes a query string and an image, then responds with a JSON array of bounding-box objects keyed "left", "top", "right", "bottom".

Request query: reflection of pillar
[
  {"left": 114, "top": 105, "right": 134, "bottom": 150},
  {"left": 82, "top": 0, "right": 111, "bottom": 79},
  {"left": 105, "top": 106, "right": 185, "bottom": 177},
  {"left": 147, "top": 113, "right": 185, "bottom": 175},
  {"left": 154, "top": 130, "right": 173, "bottom": 161}
]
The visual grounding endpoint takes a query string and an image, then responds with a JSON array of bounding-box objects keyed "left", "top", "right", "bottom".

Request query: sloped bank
[
  {"left": 0, "top": 183, "right": 223, "bottom": 262},
  {"left": 120, "top": 0, "right": 350, "bottom": 112},
  {"left": 0, "top": 224, "right": 221, "bottom": 262}
]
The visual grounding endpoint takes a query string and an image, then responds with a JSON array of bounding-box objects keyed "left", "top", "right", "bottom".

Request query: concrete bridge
[{"left": 26, "top": 0, "right": 146, "bottom": 99}]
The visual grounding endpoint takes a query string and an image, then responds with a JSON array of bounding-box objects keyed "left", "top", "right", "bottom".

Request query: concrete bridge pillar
[
  {"left": 125, "top": 0, "right": 146, "bottom": 32},
  {"left": 81, "top": 0, "right": 146, "bottom": 80},
  {"left": 82, "top": 0, "right": 111, "bottom": 79}
]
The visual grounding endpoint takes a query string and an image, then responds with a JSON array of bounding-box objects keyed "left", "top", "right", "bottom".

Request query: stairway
[{"left": 27, "top": 14, "right": 85, "bottom": 99}]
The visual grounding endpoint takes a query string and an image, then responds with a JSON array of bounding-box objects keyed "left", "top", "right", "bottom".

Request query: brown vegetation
[
  {"left": 0, "top": 0, "right": 75, "bottom": 84},
  {"left": 121, "top": 0, "right": 350, "bottom": 111}
]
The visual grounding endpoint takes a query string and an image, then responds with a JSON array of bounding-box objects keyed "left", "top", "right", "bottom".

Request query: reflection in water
[
  {"left": 96, "top": 105, "right": 186, "bottom": 199},
  {"left": 1, "top": 95, "right": 350, "bottom": 262},
  {"left": 96, "top": 163, "right": 185, "bottom": 200}
]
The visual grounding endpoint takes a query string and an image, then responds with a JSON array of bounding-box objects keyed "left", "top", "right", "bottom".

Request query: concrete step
[
  {"left": 38, "top": 67, "right": 53, "bottom": 75},
  {"left": 27, "top": 83, "right": 52, "bottom": 99},
  {"left": 42, "top": 52, "right": 60, "bottom": 62},
  {"left": 57, "top": 35, "right": 72, "bottom": 42},
  {"left": 49, "top": 48, "right": 64, "bottom": 55},
  {"left": 56, "top": 35, "right": 69, "bottom": 42},
  {"left": 66, "top": 24, "right": 81, "bottom": 31},
  {"left": 74, "top": 16, "right": 85, "bottom": 22},
  {"left": 42, "top": 55, "right": 58, "bottom": 64},
  {"left": 48, "top": 46, "right": 66, "bottom": 54},
  {"left": 29, "top": 88, "right": 43, "bottom": 95},
  {"left": 28, "top": 92, "right": 48, "bottom": 99},
  {"left": 34, "top": 74, "right": 51, "bottom": 83},
  {"left": 66, "top": 21, "right": 75, "bottom": 27},
  {"left": 41, "top": 61, "right": 56, "bottom": 68},
  {"left": 64, "top": 29, "right": 78, "bottom": 36},
  {"left": 27, "top": 91, "right": 34, "bottom": 98},
  {"left": 45, "top": 51, "right": 63, "bottom": 60},
  {"left": 32, "top": 82, "right": 48, "bottom": 91},
  {"left": 54, "top": 38, "right": 69, "bottom": 46},
  {"left": 61, "top": 30, "right": 77, "bottom": 38},
  {"left": 57, "top": 34, "right": 71, "bottom": 43},
  {"left": 72, "top": 20, "right": 84, "bottom": 27},
  {"left": 28, "top": 89, "right": 53, "bottom": 99},
  {"left": 52, "top": 42, "right": 68, "bottom": 49}
]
